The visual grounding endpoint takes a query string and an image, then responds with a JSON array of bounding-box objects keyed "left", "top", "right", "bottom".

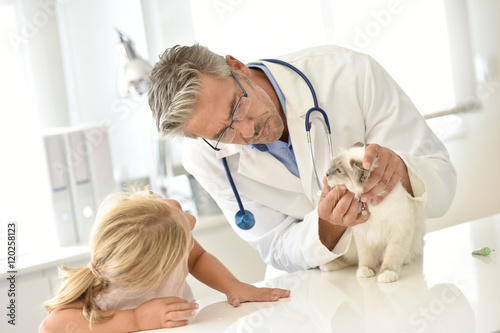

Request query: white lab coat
[{"left": 182, "top": 45, "right": 456, "bottom": 274}]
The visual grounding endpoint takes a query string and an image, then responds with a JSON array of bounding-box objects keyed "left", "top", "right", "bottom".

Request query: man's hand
[
  {"left": 318, "top": 178, "right": 368, "bottom": 227},
  {"left": 360, "top": 144, "right": 413, "bottom": 205},
  {"left": 317, "top": 177, "right": 367, "bottom": 250}
]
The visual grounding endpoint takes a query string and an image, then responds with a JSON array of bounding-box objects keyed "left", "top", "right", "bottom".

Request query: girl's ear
[{"left": 225, "top": 55, "right": 251, "bottom": 76}]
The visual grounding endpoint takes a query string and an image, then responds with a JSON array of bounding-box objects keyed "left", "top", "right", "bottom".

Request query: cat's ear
[
  {"left": 359, "top": 169, "right": 370, "bottom": 183},
  {"left": 351, "top": 142, "right": 365, "bottom": 148},
  {"left": 351, "top": 160, "right": 364, "bottom": 171},
  {"left": 351, "top": 160, "right": 371, "bottom": 183}
]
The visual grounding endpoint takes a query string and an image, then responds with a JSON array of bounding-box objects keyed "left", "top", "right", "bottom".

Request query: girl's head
[
  {"left": 90, "top": 190, "right": 195, "bottom": 291},
  {"left": 44, "top": 188, "right": 196, "bottom": 323}
]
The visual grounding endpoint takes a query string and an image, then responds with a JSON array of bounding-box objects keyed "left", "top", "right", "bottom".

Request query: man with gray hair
[{"left": 148, "top": 44, "right": 456, "bottom": 277}]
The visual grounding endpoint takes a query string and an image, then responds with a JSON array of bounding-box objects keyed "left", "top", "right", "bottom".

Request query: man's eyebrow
[
  {"left": 212, "top": 92, "right": 238, "bottom": 140},
  {"left": 227, "top": 93, "right": 238, "bottom": 121}
]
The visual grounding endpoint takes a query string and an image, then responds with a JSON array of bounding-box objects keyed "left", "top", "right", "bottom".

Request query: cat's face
[{"left": 326, "top": 146, "right": 373, "bottom": 198}]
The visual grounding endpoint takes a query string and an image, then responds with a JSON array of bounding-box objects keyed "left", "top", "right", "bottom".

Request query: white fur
[{"left": 320, "top": 147, "right": 424, "bottom": 283}]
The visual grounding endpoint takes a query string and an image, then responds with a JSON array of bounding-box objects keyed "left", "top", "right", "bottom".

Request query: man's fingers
[
  {"left": 322, "top": 176, "right": 329, "bottom": 188},
  {"left": 361, "top": 145, "right": 407, "bottom": 204},
  {"left": 363, "top": 144, "right": 380, "bottom": 170},
  {"left": 342, "top": 197, "right": 362, "bottom": 225},
  {"left": 331, "top": 191, "right": 367, "bottom": 226},
  {"left": 319, "top": 183, "right": 369, "bottom": 226}
]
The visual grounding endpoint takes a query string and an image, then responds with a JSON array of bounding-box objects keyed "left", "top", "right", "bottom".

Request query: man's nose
[{"left": 232, "top": 119, "right": 255, "bottom": 139}]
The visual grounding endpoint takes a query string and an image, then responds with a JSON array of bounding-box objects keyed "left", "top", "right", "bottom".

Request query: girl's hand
[
  {"left": 133, "top": 297, "right": 199, "bottom": 330},
  {"left": 225, "top": 283, "right": 290, "bottom": 307}
]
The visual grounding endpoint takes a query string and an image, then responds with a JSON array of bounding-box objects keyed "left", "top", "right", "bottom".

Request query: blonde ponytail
[{"left": 44, "top": 265, "right": 111, "bottom": 323}]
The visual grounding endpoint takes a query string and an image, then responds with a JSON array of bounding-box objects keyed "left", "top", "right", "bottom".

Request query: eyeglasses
[{"left": 203, "top": 71, "right": 251, "bottom": 151}]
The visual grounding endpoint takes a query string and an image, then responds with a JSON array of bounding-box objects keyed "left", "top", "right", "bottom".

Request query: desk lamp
[{"left": 115, "top": 29, "right": 152, "bottom": 99}]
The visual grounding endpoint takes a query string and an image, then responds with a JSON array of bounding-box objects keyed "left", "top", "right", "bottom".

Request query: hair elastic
[{"left": 87, "top": 261, "right": 100, "bottom": 277}]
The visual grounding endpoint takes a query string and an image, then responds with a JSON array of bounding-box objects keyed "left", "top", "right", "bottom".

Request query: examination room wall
[{"left": 426, "top": 0, "right": 500, "bottom": 231}]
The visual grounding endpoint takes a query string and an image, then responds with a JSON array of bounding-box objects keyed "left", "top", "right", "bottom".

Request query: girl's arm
[
  {"left": 39, "top": 298, "right": 198, "bottom": 333},
  {"left": 188, "top": 240, "right": 290, "bottom": 307}
]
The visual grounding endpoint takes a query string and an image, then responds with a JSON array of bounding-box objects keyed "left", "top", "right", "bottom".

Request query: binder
[
  {"left": 64, "top": 130, "right": 96, "bottom": 244},
  {"left": 43, "top": 134, "right": 78, "bottom": 246},
  {"left": 43, "top": 124, "right": 115, "bottom": 246},
  {"left": 83, "top": 126, "right": 115, "bottom": 205}
]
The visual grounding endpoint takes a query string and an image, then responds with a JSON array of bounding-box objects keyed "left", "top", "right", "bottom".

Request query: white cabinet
[
  {"left": 1, "top": 270, "right": 51, "bottom": 332},
  {"left": 0, "top": 248, "right": 89, "bottom": 332}
]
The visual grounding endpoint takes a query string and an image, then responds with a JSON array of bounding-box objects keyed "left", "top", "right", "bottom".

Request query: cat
[{"left": 319, "top": 144, "right": 424, "bottom": 283}]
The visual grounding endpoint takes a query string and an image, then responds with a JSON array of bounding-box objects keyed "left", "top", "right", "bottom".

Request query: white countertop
[{"left": 148, "top": 213, "right": 500, "bottom": 333}]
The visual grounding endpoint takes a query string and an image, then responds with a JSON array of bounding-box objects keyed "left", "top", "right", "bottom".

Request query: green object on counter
[{"left": 472, "top": 247, "right": 495, "bottom": 256}]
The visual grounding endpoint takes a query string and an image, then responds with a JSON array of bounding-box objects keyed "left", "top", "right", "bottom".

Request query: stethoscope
[{"left": 222, "top": 59, "right": 333, "bottom": 230}]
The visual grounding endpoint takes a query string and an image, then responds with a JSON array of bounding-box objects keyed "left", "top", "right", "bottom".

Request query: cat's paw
[
  {"left": 356, "top": 266, "right": 375, "bottom": 278},
  {"left": 378, "top": 270, "right": 399, "bottom": 283}
]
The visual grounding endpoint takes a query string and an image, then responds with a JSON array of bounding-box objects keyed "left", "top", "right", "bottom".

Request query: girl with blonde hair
[{"left": 40, "top": 189, "right": 290, "bottom": 332}]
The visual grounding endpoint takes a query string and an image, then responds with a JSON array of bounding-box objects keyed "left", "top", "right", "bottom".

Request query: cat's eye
[{"left": 336, "top": 168, "right": 343, "bottom": 174}]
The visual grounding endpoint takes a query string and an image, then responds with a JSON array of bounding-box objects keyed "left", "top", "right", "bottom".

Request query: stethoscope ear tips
[{"left": 235, "top": 210, "right": 255, "bottom": 230}]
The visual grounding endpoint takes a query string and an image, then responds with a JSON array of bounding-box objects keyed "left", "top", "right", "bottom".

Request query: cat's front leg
[
  {"left": 355, "top": 235, "right": 378, "bottom": 279},
  {"left": 378, "top": 233, "right": 413, "bottom": 283}
]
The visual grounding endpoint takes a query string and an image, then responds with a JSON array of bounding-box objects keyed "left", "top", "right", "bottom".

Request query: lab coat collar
[
  {"left": 262, "top": 60, "right": 328, "bottom": 206},
  {"left": 214, "top": 142, "right": 243, "bottom": 159},
  {"left": 238, "top": 147, "right": 304, "bottom": 193},
  {"left": 210, "top": 139, "right": 303, "bottom": 193}
]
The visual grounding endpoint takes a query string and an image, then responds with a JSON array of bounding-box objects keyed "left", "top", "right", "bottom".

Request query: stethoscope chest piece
[
  {"left": 235, "top": 210, "right": 255, "bottom": 230},
  {"left": 222, "top": 157, "right": 256, "bottom": 230}
]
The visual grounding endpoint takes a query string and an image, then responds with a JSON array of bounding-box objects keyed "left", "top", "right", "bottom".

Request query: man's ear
[{"left": 226, "top": 55, "right": 251, "bottom": 76}]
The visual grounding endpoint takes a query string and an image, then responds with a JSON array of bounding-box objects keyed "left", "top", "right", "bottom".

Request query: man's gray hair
[{"left": 148, "top": 44, "right": 231, "bottom": 137}]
